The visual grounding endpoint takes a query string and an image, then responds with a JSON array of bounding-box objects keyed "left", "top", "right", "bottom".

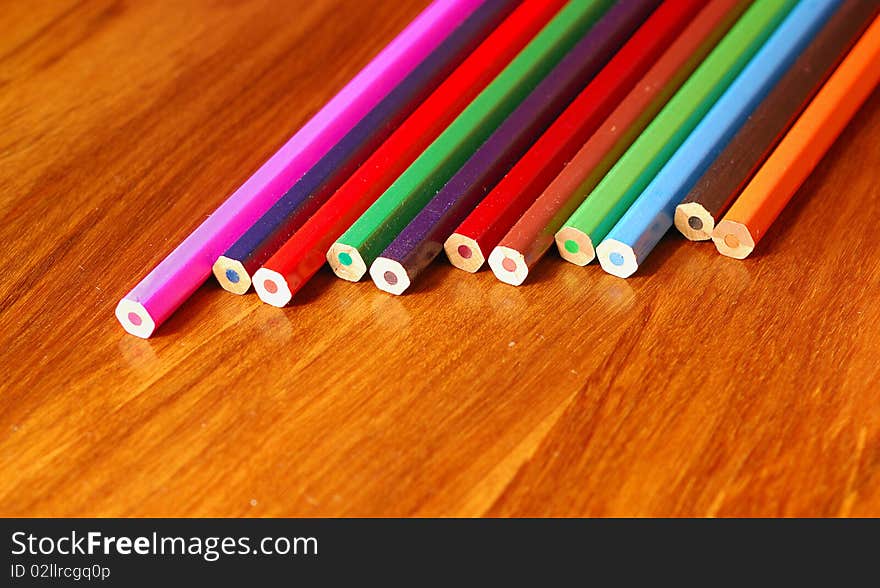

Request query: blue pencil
[{"left": 595, "top": 0, "right": 842, "bottom": 279}]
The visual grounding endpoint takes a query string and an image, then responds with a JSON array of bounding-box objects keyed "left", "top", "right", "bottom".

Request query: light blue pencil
[{"left": 596, "top": 0, "right": 842, "bottom": 278}]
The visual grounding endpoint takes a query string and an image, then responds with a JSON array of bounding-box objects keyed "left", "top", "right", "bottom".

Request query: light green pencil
[
  {"left": 327, "top": 0, "right": 612, "bottom": 281},
  {"left": 554, "top": 0, "right": 797, "bottom": 265}
]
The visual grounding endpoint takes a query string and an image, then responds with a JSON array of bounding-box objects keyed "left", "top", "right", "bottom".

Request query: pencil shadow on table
[
  {"left": 622, "top": 231, "right": 683, "bottom": 279},
  {"left": 144, "top": 280, "right": 221, "bottom": 339},
  {"left": 743, "top": 141, "right": 839, "bottom": 260},
  {"left": 516, "top": 254, "right": 566, "bottom": 287},
  {"left": 403, "top": 261, "right": 460, "bottom": 295},
  {"left": 289, "top": 265, "right": 339, "bottom": 306},
  {"left": 745, "top": 187, "right": 815, "bottom": 261},
  {"left": 747, "top": 157, "right": 845, "bottom": 261},
  {"left": 417, "top": 255, "right": 559, "bottom": 294}
]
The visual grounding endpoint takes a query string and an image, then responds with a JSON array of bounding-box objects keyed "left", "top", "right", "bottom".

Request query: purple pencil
[
  {"left": 369, "top": 0, "right": 659, "bottom": 295},
  {"left": 115, "top": 0, "right": 483, "bottom": 338}
]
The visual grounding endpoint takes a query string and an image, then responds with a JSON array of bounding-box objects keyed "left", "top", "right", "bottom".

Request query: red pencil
[
  {"left": 444, "top": 0, "right": 703, "bottom": 273},
  {"left": 252, "top": 0, "right": 567, "bottom": 306}
]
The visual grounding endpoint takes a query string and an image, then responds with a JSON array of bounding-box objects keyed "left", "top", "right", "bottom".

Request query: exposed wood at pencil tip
[
  {"left": 488, "top": 246, "right": 528, "bottom": 286},
  {"left": 675, "top": 201, "right": 714, "bottom": 241},
  {"left": 712, "top": 220, "right": 754, "bottom": 259},
  {"left": 253, "top": 267, "right": 292, "bottom": 308},
  {"left": 444, "top": 233, "right": 485, "bottom": 273},
  {"left": 554, "top": 227, "right": 594, "bottom": 266},
  {"left": 370, "top": 257, "right": 410, "bottom": 296},
  {"left": 327, "top": 243, "right": 368, "bottom": 282},
  {"left": 596, "top": 239, "right": 638, "bottom": 279},
  {"left": 212, "top": 256, "right": 252, "bottom": 295}
]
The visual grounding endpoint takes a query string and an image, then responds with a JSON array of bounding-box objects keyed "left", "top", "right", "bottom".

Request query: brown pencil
[{"left": 675, "top": 0, "right": 879, "bottom": 241}]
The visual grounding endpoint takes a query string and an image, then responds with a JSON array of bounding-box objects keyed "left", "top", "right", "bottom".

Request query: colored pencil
[
  {"left": 253, "top": 0, "right": 567, "bottom": 307},
  {"left": 327, "top": 0, "right": 613, "bottom": 283},
  {"left": 597, "top": 0, "right": 840, "bottom": 279},
  {"left": 489, "top": 0, "right": 746, "bottom": 285},
  {"left": 554, "top": 0, "right": 795, "bottom": 267},
  {"left": 114, "top": 0, "right": 482, "bottom": 337},
  {"left": 713, "top": 14, "right": 880, "bottom": 259},
  {"left": 371, "top": 0, "right": 659, "bottom": 295},
  {"left": 212, "top": 1, "right": 516, "bottom": 295},
  {"left": 446, "top": 0, "right": 701, "bottom": 276},
  {"left": 675, "top": 0, "right": 878, "bottom": 241}
]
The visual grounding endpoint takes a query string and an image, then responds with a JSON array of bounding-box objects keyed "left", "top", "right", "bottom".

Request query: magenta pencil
[{"left": 115, "top": 0, "right": 482, "bottom": 338}]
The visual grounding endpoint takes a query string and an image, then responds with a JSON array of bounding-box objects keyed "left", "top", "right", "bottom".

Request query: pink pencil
[{"left": 116, "top": 0, "right": 482, "bottom": 338}]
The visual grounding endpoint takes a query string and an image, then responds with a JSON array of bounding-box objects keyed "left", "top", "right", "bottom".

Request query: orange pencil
[{"left": 713, "top": 14, "right": 880, "bottom": 259}]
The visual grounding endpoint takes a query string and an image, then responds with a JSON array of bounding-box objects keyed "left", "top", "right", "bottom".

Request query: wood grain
[{"left": 1, "top": 0, "right": 878, "bottom": 517}]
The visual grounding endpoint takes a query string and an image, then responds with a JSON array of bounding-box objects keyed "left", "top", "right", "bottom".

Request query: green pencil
[
  {"left": 554, "top": 0, "right": 797, "bottom": 265},
  {"left": 328, "top": 0, "right": 612, "bottom": 281}
]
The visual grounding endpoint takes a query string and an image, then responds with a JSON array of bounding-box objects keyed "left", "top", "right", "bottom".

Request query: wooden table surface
[{"left": 2, "top": 0, "right": 879, "bottom": 517}]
